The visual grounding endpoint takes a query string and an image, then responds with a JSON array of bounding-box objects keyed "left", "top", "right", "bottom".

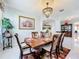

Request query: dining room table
[
  {"left": 24, "top": 37, "right": 53, "bottom": 59},
  {"left": 24, "top": 37, "right": 53, "bottom": 48},
  {"left": 24, "top": 32, "right": 60, "bottom": 48},
  {"left": 24, "top": 33, "right": 60, "bottom": 59}
]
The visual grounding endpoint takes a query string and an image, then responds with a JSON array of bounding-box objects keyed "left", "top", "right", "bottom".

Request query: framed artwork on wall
[
  {"left": 42, "top": 20, "right": 52, "bottom": 37},
  {"left": 42, "top": 20, "right": 52, "bottom": 30},
  {"left": 19, "top": 16, "right": 35, "bottom": 30}
]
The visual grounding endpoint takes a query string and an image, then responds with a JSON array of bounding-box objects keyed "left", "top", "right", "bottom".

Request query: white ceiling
[
  {"left": 3, "top": 0, "right": 79, "bottom": 23},
  {"left": 5, "top": 0, "right": 79, "bottom": 14}
]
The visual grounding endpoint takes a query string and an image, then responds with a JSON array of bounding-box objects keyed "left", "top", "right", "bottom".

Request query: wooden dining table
[
  {"left": 24, "top": 37, "right": 53, "bottom": 48},
  {"left": 24, "top": 34, "right": 59, "bottom": 59},
  {"left": 24, "top": 37, "right": 53, "bottom": 59}
]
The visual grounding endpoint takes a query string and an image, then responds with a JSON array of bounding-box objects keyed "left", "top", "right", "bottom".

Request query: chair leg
[
  {"left": 50, "top": 53, "right": 52, "bottom": 59},
  {"left": 55, "top": 48, "right": 60, "bottom": 59},
  {"left": 19, "top": 53, "right": 23, "bottom": 59},
  {"left": 56, "top": 54, "right": 58, "bottom": 59},
  {"left": 21, "top": 56, "right": 22, "bottom": 59},
  {"left": 33, "top": 51, "right": 41, "bottom": 59},
  {"left": 3, "top": 40, "right": 5, "bottom": 50},
  {"left": 60, "top": 46, "right": 63, "bottom": 52},
  {"left": 19, "top": 54, "right": 21, "bottom": 59}
]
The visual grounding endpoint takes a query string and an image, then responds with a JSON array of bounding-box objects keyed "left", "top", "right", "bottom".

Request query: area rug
[
  {"left": 42, "top": 47, "right": 70, "bottom": 59},
  {"left": 23, "top": 47, "right": 70, "bottom": 59}
]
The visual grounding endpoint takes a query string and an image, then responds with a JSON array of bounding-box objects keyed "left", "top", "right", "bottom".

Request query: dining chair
[
  {"left": 14, "top": 33, "right": 35, "bottom": 59},
  {"left": 40, "top": 31, "right": 46, "bottom": 38},
  {"left": 42, "top": 33, "right": 63, "bottom": 59},
  {"left": 32, "top": 32, "right": 39, "bottom": 39},
  {"left": 40, "top": 31, "right": 52, "bottom": 38}
]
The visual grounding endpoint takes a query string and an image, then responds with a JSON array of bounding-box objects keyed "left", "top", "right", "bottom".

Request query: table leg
[
  {"left": 11, "top": 38, "right": 12, "bottom": 48},
  {"left": 3, "top": 40, "right": 5, "bottom": 50},
  {"left": 8, "top": 38, "right": 10, "bottom": 47}
]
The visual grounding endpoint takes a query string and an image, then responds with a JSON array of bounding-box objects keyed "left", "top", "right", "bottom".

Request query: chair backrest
[
  {"left": 40, "top": 31, "right": 52, "bottom": 38},
  {"left": 59, "top": 33, "right": 65, "bottom": 49},
  {"left": 32, "top": 32, "right": 39, "bottom": 39},
  {"left": 50, "top": 33, "right": 62, "bottom": 52},
  {"left": 40, "top": 32, "right": 45, "bottom": 38},
  {"left": 14, "top": 33, "right": 23, "bottom": 53},
  {"left": 57, "top": 33, "right": 63, "bottom": 46}
]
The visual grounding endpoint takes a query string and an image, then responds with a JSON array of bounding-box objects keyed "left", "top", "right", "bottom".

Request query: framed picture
[
  {"left": 42, "top": 20, "right": 52, "bottom": 30},
  {"left": 19, "top": 16, "right": 35, "bottom": 30}
]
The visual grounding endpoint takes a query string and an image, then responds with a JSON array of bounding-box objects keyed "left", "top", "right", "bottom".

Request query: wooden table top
[{"left": 24, "top": 37, "right": 52, "bottom": 48}]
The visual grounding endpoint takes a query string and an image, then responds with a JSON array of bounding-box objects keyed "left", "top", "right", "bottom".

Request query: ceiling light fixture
[{"left": 42, "top": 2, "right": 53, "bottom": 18}]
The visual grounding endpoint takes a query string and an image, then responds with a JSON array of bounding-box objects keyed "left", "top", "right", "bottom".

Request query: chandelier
[{"left": 42, "top": 2, "right": 53, "bottom": 18}]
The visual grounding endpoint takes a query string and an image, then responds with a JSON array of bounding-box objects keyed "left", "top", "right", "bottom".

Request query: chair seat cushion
[
  {"left": 42, "top": 44, "right": 51, "bottom": 52},
  {"left": 42, "top": 43, "right": 56, "bottom": 52},
  {"left": 23, "top": 48, "right": 36, "bottom": 55},
  {"left": 21, "top": 43, "right": 29, "bottom": 49}
]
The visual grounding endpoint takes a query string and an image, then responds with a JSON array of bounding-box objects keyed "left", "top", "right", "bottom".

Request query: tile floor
[{"left": 0, "top": 37, "right": 79, "bottom": 59}]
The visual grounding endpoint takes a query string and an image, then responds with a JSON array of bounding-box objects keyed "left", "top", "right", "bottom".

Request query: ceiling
[{"left": 5, "top": 0, "right": 79, "bottom": 13}]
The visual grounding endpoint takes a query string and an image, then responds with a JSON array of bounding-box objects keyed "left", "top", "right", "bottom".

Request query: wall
[
  {"left": 2, "top": 7, "right": 47, "bottom": 42},
  {"left": 3, "top": 7, "right": 79, "bottom": 37},
  {"left": 2, "top": 5, "right": 79, "bottom": 47},
  {"left": 0, "top": 9, "right": 3, "bottom": 51}
]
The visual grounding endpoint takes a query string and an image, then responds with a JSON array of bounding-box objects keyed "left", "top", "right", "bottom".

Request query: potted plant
[
  {"left": 2, "top": 18, "right": 13, "bottom": 49},
  {"left": 2, "top": 18, "right": 13, "bottom": 31}
]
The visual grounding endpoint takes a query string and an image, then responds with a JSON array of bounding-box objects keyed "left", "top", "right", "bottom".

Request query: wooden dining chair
[
  {"left": 14, "top": 33, "right": 35, "bottom": 59},
  {"left": 59, "top": 33, "right": 65, "bottom": 51},
  {"left": 32, "top": 32, "right": 39, "bottom": 39},
  {"left": 42, "top": 33, "right": 63, "bottom": 59},
  {"left": 54, "top": 33, "right": 65, "bottom": 59}
]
